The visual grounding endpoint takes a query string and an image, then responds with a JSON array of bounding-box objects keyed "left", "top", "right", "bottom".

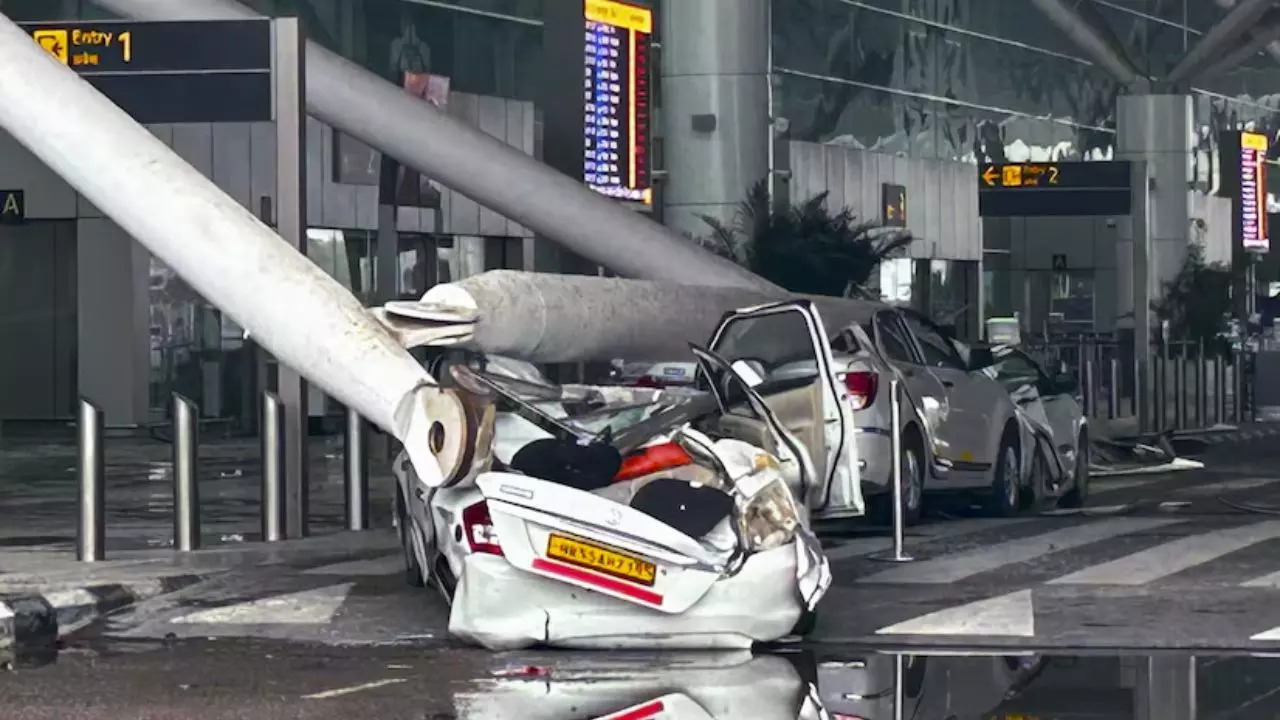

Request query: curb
[{"left": 0, "top": 573, "right": 207, "bottom": 664}]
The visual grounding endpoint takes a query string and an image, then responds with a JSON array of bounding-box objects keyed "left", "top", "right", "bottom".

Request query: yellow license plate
[{"left": 546, "top": 533, "right": 657, "bottom": 586}]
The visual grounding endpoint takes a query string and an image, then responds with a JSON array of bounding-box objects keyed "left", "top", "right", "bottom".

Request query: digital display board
[
  {"left": 22, "top": 20, "right": 272, "bottom": 124},
  {"left": 977, "top": 161, "right": 1132, "bottom": 217},
  {"left": 1221, "top": 131, "right": 1270, "bottom": 252},
  {"left": 583, "top": 0, "right": 652, "bottom": 205}
]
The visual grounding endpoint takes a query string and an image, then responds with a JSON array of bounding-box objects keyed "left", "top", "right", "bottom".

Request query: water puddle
[{"left": 451, "top": 647, "right": 1280, "bottom": 719}]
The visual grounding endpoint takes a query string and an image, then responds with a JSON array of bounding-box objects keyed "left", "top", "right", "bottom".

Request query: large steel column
[
  {"left": 1167, "top": 0, "right": 1273, "bottom": 87},
  {"left": 90, "top": 0, "right": 777, "bottom": 293},
  {"left": 659, "top": 0, "right": 770, "bottom": 238},
  {"left": 0, "top": 10, "right": 448, "bottom": 487},
  {"left": 1028, "top": 0, "right": 1146, "bottom": 88}
]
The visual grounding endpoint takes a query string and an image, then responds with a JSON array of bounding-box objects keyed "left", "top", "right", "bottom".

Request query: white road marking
[
  {"left": 0, "top": 602, "right": 12, "bottom": 621},
  {"left": 302, "top": 678, "right": 406, "bottom": 700},
  {"left": 172, "top": 583, "right": 354, "bottom": 625},
  {"left": 859, "top": 517, "right": 1182, "bottom": 584},
  {"left": 302, "top": 555, "right": 403, "bottom": 577},
  {"left": 823, "top": 518, "right": 1033, "bottom": 561},
  {"left": 1252, "top": 625, "right": 1280, "bottom": 641},
  {"left": 42, "top": 589, "right": 99, "bottom": 611},
  {"left": 876, "top": 590, "right": 1035, "bottom": 637},
  {"left": 1049, "top": 520, "right": 1280, "bottom": 586}
]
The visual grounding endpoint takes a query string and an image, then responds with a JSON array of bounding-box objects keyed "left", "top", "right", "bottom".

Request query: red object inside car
[{"left": 614, "top": 442, "right": 693, "bottom": 482}]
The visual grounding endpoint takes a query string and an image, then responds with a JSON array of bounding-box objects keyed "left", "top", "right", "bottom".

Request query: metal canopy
[
  {"left": 1028, "top": 0, "right": 1147, "bottom": 89},
  {"left": 1167, "top": 0, "right": 1276, "bottom": 87},
  {"left": 1198, "top": 10, "right": 1280, "bottom": 80},
  {"left": 1032, "top": 0, "right": 1280, "bottom": 90},
  {"left": 1215, "top": 0, "right": 1280, "bottom": 65}
]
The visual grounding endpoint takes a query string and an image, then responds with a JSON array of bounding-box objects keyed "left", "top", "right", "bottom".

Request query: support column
[
  {"left": 76, "top": 218, "right": 151, "bottom": 427},
  {"left": 1115, "top": 94, "right": 1194, "bottom": 327},
  {"left": 659, "top": 0, "right": 770, "bottom": 238}
]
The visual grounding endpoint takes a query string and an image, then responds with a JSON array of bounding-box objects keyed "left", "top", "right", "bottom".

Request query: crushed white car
[{"left": 389, "top": 302, "right": 856, "bottom": 650}]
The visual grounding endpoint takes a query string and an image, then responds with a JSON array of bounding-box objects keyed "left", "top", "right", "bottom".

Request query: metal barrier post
[
  {"left": 1233, "top": 350, "right": 1245, "bottom": 424},
  {"left": 872, "top": 379, "right": 913, "bottom": 564},
  {"left": 1175, "top": 346, "right": 1187, "bottom": 430},
  {"left": 1195, "top": 338, "right": 1206, "bottom": 427},
  {"left": 1084, "top": 358, "right": 1096, "bottom": 418},
  {"left": 344, "top": 406, "right": 369, "bottom": 531},
  {"left": 261, "top": 392, "right": 286, "bottom": 542},
  {"left": 892, "top": 653, "right": 907, "bottom": 720},
  {"left": 1108, "top": 357, "right": 1120, "bottom": 420},
  {"left": 172, "top": 394, "right": 201, "bottom": 552},
  {"left": 1218, "top": 351, "right": 1227, "bottom": 425},
  {"left": 76, "top": 398, "right": 105, "bottom": 562}
]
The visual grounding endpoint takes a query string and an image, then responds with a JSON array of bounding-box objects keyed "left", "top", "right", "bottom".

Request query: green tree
[
  {"left": 694, "top": 179, "right": 913, "bottom": 296},
  {"left": 1151, "top": 241, "right": 1232, "bottom": 345}
]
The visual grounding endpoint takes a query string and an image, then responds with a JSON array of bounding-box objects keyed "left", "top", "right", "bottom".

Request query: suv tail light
[
  {"left": 461, "top": 500, "right": 503, "bottom": 556},
  {"left": 843, "top": 371, "right": 879, "bottom": 410},
  {"left": 615, "top": 442, "right": 693, "bottom": 482}
]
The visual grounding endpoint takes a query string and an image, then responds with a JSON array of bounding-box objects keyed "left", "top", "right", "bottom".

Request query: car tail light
[
  {"left": 615, "top": 442, "right": 693, "bottom": 482},
  {"left": 461, "top": 500, "right": 503, "bottom": 556},
  {"left": 843, "top": 371, "right": 879, "bottom": 410},
  {"left": 634, "top": 375, "right": 663, "bottom": 388}
]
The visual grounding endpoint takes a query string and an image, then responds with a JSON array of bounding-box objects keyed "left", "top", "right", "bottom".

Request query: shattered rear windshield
[{"left": 475, "top": 370, "right": 701, "bottom": 439}]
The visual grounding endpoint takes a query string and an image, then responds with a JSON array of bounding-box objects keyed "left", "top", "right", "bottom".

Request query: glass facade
[{"left": 771, "top": 0, "right": 1280, "bottom": 168}]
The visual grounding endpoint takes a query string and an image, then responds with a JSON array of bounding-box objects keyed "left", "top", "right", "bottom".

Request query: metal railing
[
  {"left": 1019, "top": 335, "right": 1252, "bottom": 433},
  {"left": 75, "top": 390, "right": 374, "bottom": 562}
]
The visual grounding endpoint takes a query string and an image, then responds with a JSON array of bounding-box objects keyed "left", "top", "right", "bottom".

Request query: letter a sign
[{"left": 0, "top": 190, "right": 24, "bottom": 225}]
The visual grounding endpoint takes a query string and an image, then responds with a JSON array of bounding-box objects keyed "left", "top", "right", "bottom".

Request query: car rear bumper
[{"left": 448, "top": 544, "right": 804, "bottom": 651}]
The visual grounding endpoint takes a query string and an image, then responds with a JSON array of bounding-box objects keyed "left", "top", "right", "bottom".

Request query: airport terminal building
[{"left": 0, "top": 0, "right": 1276, "bottom": 426}]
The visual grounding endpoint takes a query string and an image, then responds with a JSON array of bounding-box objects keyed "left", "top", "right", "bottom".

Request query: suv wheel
[{"left": 986, "top": 432, "right": 1021, "bottom": 517}]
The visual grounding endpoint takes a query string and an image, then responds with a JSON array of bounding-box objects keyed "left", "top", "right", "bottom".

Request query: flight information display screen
[{"left": 582, "top": 0, "right": 652, "bottom": 205}]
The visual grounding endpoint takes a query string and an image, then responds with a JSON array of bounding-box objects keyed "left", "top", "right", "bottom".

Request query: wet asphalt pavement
[{"left": 7, "top": 434, "right": 1280, "bottom": 716}]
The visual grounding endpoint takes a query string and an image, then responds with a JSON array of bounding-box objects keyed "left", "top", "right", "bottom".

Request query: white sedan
[{"left": 392, "top": 344, "right": 834, "bottom": 651}]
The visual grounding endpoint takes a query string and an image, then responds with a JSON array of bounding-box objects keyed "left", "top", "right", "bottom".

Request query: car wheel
[
  {"left": 1059, "top": 430, "right": 1090, "bottom": 509},
  {"left": 396, "top": 488, "right": 425, "bottom": 588},
  {"left": 870, "top": 432, "right": 924, "bottom": 527},
  {"left": 985, "top": 430, "right": 1021, "bottom": 517}
]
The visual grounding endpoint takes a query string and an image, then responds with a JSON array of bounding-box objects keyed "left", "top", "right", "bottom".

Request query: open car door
[{"left": 705, "top": 301, "right": 863, "bottom": 517}]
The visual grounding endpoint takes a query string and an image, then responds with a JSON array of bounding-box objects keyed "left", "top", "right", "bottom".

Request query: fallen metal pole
[
  {"left": 76, "top": 398, "right": 105, "bottom": 563},
  {"left": 344, "top": 407, "right": 369, "bottom": 531},
  {"left": 172, "top": 394, "right": 201, "bottom": 552},
  {"left": 88, "top": 0, "right": 775, "bottom": 292},
  {"left": 261, "top": 392, "right": 286, "bottom": 542}
]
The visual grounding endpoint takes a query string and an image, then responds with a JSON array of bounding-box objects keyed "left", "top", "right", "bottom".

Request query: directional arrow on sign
[{"left": 981, "top": 165, "right": 999, "bottom": 186}]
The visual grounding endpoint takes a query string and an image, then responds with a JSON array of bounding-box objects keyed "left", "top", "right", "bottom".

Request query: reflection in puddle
[{"left": 452, "top": 648, "right": 1280, "bottom": 719}]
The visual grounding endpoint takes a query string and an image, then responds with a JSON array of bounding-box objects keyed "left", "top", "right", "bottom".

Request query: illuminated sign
[
  {"left": 881, "top": 183, "right": 906, "bottom": 227},
  {"left": 1235, "top": 131, "right": 1269, "bottom": 252},
  {"left": 22, "top": 20, "right": 272, "bottom": 124},
  {"left": 582, "top": 0, "right": 653, "bottom": 205},
  {"left": 0, "top": 190, "right": 24, "bottom": 225},
  {"left": 978, "top": 161, "right": 1132, "bottom": 217}
]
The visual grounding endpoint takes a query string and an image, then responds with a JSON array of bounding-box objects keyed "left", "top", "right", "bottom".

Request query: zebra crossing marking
[
  {"left": 1048, "top": 520, "right": 1280, "bottom": 586},
  {"left": 875, "top": 589, "right": 1035, "bottom": 637},
  {"left": 823, "top": 518, "right": 1033, "bottom": 561},
  {"left": 859, "top": 517, "right": 1182, "bottom": 585}
]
